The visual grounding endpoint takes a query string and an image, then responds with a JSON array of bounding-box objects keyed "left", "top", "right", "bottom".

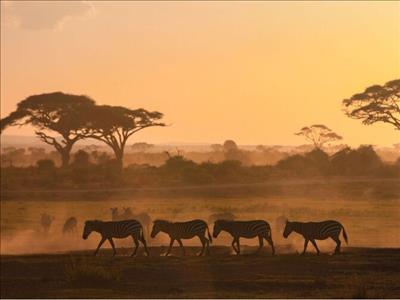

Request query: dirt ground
[{"left": 1, "top": 246, "right": 400, "bottom": 298}]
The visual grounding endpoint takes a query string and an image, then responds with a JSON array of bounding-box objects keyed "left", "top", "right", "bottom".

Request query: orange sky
[{"left": 1, "top": 1, "right": 399, "bottom": 146}]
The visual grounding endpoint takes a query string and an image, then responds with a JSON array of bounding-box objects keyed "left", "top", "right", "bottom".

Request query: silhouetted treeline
[
  {"left": 2, "top": 142, "right": 399, "bottom": 168},
  {"left": 1, "top": 145, "right": 398, "bottom": 190}
]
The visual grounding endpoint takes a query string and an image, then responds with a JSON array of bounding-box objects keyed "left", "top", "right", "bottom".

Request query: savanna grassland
[{"left": 1, "top": 179, "right": 400, "bottom": 298}]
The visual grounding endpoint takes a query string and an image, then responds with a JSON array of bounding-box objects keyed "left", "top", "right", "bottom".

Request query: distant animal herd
[{"left": 40, "top": 209, "right": 348, "bottom": 256}]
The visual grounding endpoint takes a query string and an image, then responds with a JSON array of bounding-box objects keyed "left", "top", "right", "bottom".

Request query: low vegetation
[{"left": 1, "top": 145, "right": 399, "bottom": 191}]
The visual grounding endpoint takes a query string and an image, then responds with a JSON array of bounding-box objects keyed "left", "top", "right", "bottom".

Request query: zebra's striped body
[
  {"left": 111, "top": 208, "right": 152, "bottom": 239},
  {"left": 62, "top": 217, "right": 77, "bottom": 234},
  {"left": 151, "top": 219, "right": 212, "bottom": 256},
  {"left": 283, "top": 220, "right": 348, "bottom": 255},
  {"left": 82, "top": 219, "right": 149, "bottom": 257},
  {"left": 213, "top": 220, "right": 275, "bottom": 255}
]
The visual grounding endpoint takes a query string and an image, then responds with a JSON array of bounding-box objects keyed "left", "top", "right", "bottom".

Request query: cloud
[{"left": 1, "top": 1, "right": 95, "bottom": 30}]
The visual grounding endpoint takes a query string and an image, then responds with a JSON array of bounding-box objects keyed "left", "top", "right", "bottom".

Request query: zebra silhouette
[
  {"left": 62, "top": 217, "right": 77, "bottom": 234},
  {"left": 213, "top": 220, "right": 275, "bottom": 255},
  {"left": 151, "top": 219, "right": 212, "bottom": 256},
  {"left": 82, "top": 219, "right": 149, "bottom": 257},
  {"left": 283, "top": 220, "right": 348, "bottom": 255},
  {"left": 40, "top": 213, "right": 54, "bottom": 234}
]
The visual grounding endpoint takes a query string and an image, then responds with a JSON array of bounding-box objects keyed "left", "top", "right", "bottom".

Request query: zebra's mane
[{"left": 85, "top": 220, "right": 104, "bottom": 226}]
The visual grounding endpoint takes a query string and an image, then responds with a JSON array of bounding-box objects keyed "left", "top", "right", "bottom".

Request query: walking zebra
[
  {"left": 283, "top": 220, "right": 348, "bottom": 255},
  {"left": 82, "top": 219, "right": 149, "bottom": 257},
  {"left": 62, "top": 217, "right": 77, "bottom": 235},
  {"left": 213, "top": 220, "right": 275, "bottom": 255},
  {"left": 40, "top": 213, "right": 54, "bottom": 234},
  {"left": 151, "top": 219, "right": 212, "bottom": 256}
]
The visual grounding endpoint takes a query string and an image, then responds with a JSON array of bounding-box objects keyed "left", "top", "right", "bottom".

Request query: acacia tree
[
  {"left": 343, "top": 79, "right": 400, "bottom": 130},
  {"left": 84, "top": 105, "right": 164, "bottom": 167},
  {"left": 295, "top": 124, "right": 342, "bottom": 149},
  {"left": 0, "top": 92, "right": 95, "bottom": 167}
]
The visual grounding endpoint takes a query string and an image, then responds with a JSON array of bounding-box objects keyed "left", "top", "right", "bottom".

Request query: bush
[{"left": 36, "top": 159, "right": 55, "bottom": 171}]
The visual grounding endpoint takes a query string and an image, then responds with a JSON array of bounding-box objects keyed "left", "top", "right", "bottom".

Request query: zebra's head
[
  {"left": 283, "top": 221, "right": 293, "bottom": 238},
  {"left": 82, "top": 220, "right": 98, "bottom": 240},
  {"left": 213, "top": 220, "right": 224, "bottom": 238},
  {"left": 151, "top": 220, "right": 169, "bottom": 238}
]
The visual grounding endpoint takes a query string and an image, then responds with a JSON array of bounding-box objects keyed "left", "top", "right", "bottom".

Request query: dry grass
[
  {"left": 64, "top": 256, "right": 121, "bottom": 287},
  {"left": 1, "top": 247, "right": 400, "bottom": 298}
]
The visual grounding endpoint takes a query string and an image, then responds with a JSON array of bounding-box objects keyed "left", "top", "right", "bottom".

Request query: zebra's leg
[
  {"left": 265, "top": 236, "right": 275, "bottom": 255},
  {"left": 310, "top": 239, "right": 320, "bottom": 255},
  {"left": 332, "top": 236, "right": 341, "bottom": 254},
  {"left": 236, "top": 238, "right": 241, "bottom": 255},
  {"left": 177, "top": 239, "right": 186, "bottom": 256},
  {"left": 231, "top": 239, "right": 238, "bottom": 254},
  {"left": 256, "top": 235, "right": 264, "bottom": 254},
  {"left": 108, "top": 238, "right": 117, "bottom": 256},
  {"left": 131, "top": 238, "right": 139, "bottom": 257},
  {"left": 302, "top": 239, "right": 309, "bottom": 255},
  {"left": 198, "top": 235, "right": 207, "bottom": 256},
  {"left": 140, "top": 235, "right": 150, "bottom": 257},
  {"left": 165, "top": 238, "right": 175, "bottom": 256},
  {"left": 205, "top": 236, "right": 211, "bottom": 256},
  {"left": 94, "top": 237, "right": 106, "bottom": 256}
]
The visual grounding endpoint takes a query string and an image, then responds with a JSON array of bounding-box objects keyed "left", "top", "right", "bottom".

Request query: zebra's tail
[
  {"left": 206, "top": 225, "right": 212, "bottom": 243},
  {"left": 342, "top": 225, "right": 348, "bottom": 244}
]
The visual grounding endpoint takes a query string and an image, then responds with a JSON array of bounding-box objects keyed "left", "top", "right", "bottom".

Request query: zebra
[
  {"left": 213, "top": 220, "right": 275, "bottom": 255},
  {"left": 111, "top": 207, "right": 152, "bottom": 239},
  {"left": 151, "top": 219, "right": 212, "bottom": 256},
  {"left": 283, "top": 220, "right": 348, "bottom": 255},
  {"left": 82, "top": 219, "right": 149, "bottom": 257},
  {"left": 123, "top": 208, "right": 152, "bottom": 239},
  {"left": 40, "top": 213, "right": 54, "bottom": 234},
  {"left": 62, "top": 217, "right": 77, "bottom": 234}
]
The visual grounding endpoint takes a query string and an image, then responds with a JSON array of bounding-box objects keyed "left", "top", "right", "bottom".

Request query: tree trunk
[
  {"left": 113, "top": 147, "right": 124, "bottom": 170},
  {"left": 59, "top": 143, "right": 73, "bottom": 168},
  {"left": 60, "top": 150, "right": 70, "bottom": 168}
]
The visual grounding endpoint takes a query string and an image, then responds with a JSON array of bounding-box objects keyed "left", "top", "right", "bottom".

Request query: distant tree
[
  {"left": 221, "top": 139, "right": 251, "bottom": 165},
  {"left": 295, "top": 124, "right": 342, "bottom": 149},
  {"left": 223, "top": 140, "right": 238, "bottom": 152},
  {"left": 2, "top": 148, "right": 26, "bottom": 167},
  {"left": 0, "top": 92, "right": 96, "bottom": 167},
  {"left": 36, "top": 159, "right": 55, "bottom": 171},
  {"left": 84, "top": 105, "right": 165, "bottom": 168},
  {"left": 343, "top": 79, "right": 400, "bottom": 130},
  {"left": 73, "top": 150, "right": 90, "bottom": 166},
  {"left": 91, "top": 151, "right": 111, "bottom": 165},
  {"left": 131, "top": 142, "right": 154, "bottom": 153},
  {"left": 256, "top": 145, "right": 267, "bottom": 152},
  {"left": 331, "top": 145, "right": 383, "bottom": 175}
]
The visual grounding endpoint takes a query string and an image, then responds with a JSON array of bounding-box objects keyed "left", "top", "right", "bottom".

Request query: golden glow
[{"left": 1, "top": 1, "right": 399, "bottom": 146}]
